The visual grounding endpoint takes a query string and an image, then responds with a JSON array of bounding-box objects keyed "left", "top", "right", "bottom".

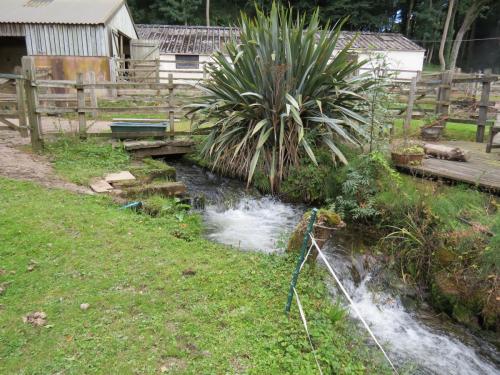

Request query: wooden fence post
[
  {"left": 87, "top": 71, "right": 98, "bottom": 118},
  {"left": 76, "top": 72, "right": 87, "bottom": 138},
  {"left": 21, "top": 56, "right": 42, "bottom": 152},
  {"left": 168, "top": 73, "right": 175, "bottom": 139},
  {"left": 155, "top": 59, "right": 160, "bottom": 83},
  {"left": 403, "top": 76, "right": 417, "bottom": 147},
  {"left": 436, "top": 70, "right": 452, "bottom": 116},
  {"left": 14, "top": 66, "right": 28, "bottom": 138},
  {"left": 476, "top": 70, "right": 491, "bottom": 143}
]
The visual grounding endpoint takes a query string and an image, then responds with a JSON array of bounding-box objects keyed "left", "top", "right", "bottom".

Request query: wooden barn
[
  {"left": 137, "top": 25, "right": 425, "bottom": 83},
  {"left": 0, "top": 0, "right": 138, "bottom": 80}
]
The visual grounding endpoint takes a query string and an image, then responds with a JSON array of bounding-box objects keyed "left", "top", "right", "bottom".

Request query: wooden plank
[
  {"left": 0, "top": 117, "right": 20, "bottom": 130},
  {"left": 21, "top": 56, "right": 43, "bottom": 152},
  {"left": 476, "top": 76, "right": 491, "bottom": 143},
  {"left": 15, "top": 67, "right": 28, "bottom": 137},
  {"left": 130, "top": 145, "right": 194, "bottom": 158},
  {"left": 396, "top": 141, "right": 500, "bottom": 192},
  {"left": 403, "top": 76, "right": 417, "bottom": 144},
  {"left": 87, "top": 71, "right": 98, "bottom": 118},
  {"left": 168, "top": 74, "right": 175, "bottom": 139},
  {"left": 76, "top": 73, "right": 86, "bottom": 138},
  {"left": 123, "top": 139, "right": 195, "bottom": 150}
]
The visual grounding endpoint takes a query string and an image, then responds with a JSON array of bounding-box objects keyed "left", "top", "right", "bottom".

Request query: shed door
[
  {"left": 130, "top": 40, "right": 160, "bottom": 61},
  {"left": 121, "top": 40, "right": 160, "bottom": 83}
]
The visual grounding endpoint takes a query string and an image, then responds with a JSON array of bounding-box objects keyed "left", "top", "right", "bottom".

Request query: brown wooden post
[
  {"left": 168, "top": 73, "right": 175, "bottom": 139},
  {"left": 436, "top": 70, "right": 452, "bottom": 116},
  {"left": 21, "top": 56, "right": 42, "bottom": 152},
  {"left": 14, "top": 66, "right": 28, "bottom": 138},
  {"left": 403, "top": 76, "right": 417, "bottom": 148},
  {"left": 87, "top": 71, "right": 98, "bottom": 118},
  {"left": 76, "top": 72, "right": 87, "bottom": 138},
  {"left": 155, "top": 59, "right": 160, "bottom": 83},
  {"left": 476, "top": 71, "right": 491, "bottom": 143}
]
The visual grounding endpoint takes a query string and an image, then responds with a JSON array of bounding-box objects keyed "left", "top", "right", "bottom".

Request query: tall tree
[
  {"left": 448, "top": 0, "right": 492, "bottom": 70},
  {"left": 439, "top": 0, "right": 455, "bottom": 70},
  {"left": 206, "top": 0, "right": 210, "bottom": 26}
]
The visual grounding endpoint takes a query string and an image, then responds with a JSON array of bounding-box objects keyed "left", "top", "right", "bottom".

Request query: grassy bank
[
  {"left": 0, "top": 139, "right": 390, "bottom": 374},
  {"left": 392, "top": 119, "right": 479, "bottom": 142},
  {"left": 266, "top": 145, "right": 498, "bottom": 332}
]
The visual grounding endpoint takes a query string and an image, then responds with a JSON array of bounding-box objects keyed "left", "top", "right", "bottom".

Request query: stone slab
[
  {"left": 104, "top": 171, "right": 136, "bottom": 183},
  {"left": 90, "top": 180, "right": 113, "bottom": 193}
]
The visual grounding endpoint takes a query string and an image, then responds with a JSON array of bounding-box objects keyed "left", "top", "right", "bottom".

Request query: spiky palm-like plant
[{"left": 190, "top": 3, "right": 374, "bottom": 192}]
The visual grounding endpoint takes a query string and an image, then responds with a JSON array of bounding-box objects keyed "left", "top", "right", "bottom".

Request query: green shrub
[
  {"left": 189, "top": 2, "right": 375, "bottom": 192},
  {"left": 329, "top": 151, "right": 400, "bottom": 221}
]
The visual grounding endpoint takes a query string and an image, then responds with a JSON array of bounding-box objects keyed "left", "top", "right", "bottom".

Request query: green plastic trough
[
  {"left": 110, "top": 122, "right": 169, "bottom": 133},
  {"left": 110, "top": 122, "right": 169, "bottom": 139}
]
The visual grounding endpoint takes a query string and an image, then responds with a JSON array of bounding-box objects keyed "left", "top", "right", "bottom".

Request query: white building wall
[
  {"left": 159, "top": 54, "right": 212, "bottom": 84},
  {"left": 158, "top": 49, "right": 425, "bottom": 83},
  {"left": 106, "top": 4, "right": 138, "bottom": 40},
  {"left": 356, "top": 50, "right": 425, "bottom": 79}
]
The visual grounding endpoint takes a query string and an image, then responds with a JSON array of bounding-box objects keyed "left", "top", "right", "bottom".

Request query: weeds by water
[{"left": 45, "top": 137, "right": 129, "bottom": 184}]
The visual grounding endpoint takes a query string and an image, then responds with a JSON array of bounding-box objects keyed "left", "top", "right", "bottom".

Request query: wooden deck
[
  {"left": 123, "top": 139, "right": 195, "bottom": 158},
  {"left": 397, "top": 140, "right": 500, "bottom": 193}
]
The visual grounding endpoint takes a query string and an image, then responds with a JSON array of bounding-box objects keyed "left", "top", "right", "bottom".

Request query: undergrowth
[{"left": 45, "top": 137, "right": 129, "bottom": 184}]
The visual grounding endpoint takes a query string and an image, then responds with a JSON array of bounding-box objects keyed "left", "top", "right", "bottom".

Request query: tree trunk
[
  {"left": 424, "top": 143, "right": 471, "bottom": 161},
  {"left": 439, "top": 0, "right": 455, "bottom": 71},
  {"left": 465, "top": 21, "right": 476, "bottom": 70},
  {"left": 449, "top": 0, "right": 490, "bottom": 71},
  {"left": 444, "top": 1, "right": 458, "bottom": 67},
  {"left": 405, "top": 0, "right": 416, "bottom": 36},
  {"left": 206, "top": 0, "right": 210, "bottom": 26}
]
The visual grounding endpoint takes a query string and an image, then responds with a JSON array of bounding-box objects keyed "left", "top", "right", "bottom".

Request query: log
[{"left": 423, "top": 143, "right": 471, "bottom": 162}]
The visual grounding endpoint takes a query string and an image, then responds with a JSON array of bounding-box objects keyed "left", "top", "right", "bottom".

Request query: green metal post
[{"left": 285, "top": 208, "right": 317, "bottom": 315}]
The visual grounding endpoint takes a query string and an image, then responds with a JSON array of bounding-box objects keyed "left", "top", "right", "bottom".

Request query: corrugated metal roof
[
  {"left": 138, "top": 25, "right": 239, "bottom": 55},
  {"left": 0, "top": 0, "right": 125, "bottom": 24},
  {"left": 137, "top": 24, "right": 425, "bottom": 54}
]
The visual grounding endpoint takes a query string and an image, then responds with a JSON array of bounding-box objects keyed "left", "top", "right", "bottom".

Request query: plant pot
[
  {"left": 421, "top": 126, "right": 444, "bottom": 141},
  {"left": 391, "top": 152, "right": 424, "bottom": 166}
]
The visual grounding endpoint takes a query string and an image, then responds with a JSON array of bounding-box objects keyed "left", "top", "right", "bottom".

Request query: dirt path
[{"left": 0, "top": 129, "right": 91, "bottom": 194}]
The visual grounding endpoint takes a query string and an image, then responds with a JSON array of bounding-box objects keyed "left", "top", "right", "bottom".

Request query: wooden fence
[
  {"left": 0, "top": 56, "right": 200, "bottom": 152},
  {"left": 390, "top": 70, "right": 499, "bottom": 143},
  {"left": 1, "top": 56, "right": 498, "bottom": 153},
  {"left": 115, "top": 57, "right": 209, "bottom": 86}
]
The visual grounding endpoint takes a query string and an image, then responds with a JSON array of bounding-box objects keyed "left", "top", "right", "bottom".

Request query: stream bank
[{"left": 168, "top": 157, "right": 499, "bottom": 375}]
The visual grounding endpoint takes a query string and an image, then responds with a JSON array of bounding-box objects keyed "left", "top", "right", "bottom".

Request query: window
[{"left": 175, "top": 55, "right": 199, "bottom": 70}]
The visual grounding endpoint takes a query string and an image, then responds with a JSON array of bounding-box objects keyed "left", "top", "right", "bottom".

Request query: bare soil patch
[{"left": 0, "top": 129, "right": 91, "bottom": 194}]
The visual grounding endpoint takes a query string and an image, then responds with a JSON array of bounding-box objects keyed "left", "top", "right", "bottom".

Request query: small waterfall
[
  {"left": 323, "top": 246, "right": 499, "bottom": 374},
  {"left": 204, "top": 196, "right": 302, "bottom": 252},
  {"left": 168, "top": 159, "right": 500, "bottom": 375}
]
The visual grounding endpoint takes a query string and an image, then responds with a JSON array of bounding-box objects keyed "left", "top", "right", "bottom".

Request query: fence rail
[
  {"left": 1, "top": 58, "right": 499, "bottom": 153},
  {"left": 0, "top": 56, "right": 201, "bottom": 151}
]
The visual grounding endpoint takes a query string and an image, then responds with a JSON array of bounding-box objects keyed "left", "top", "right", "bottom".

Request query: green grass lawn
[
  {"left": 392, "top": 119, "right": 479, "bottom": 142},
  {"left": 0, "top": 179, "right": 389, "bottom": 373}
]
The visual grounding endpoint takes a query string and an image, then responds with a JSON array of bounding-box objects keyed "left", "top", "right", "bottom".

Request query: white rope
[
  {"left": 309, "top": 234, "right": 400, "bottom": 375},
  {"left": 299, "top": 243, "right": 314, "bottom": 272},
  {"left": 293, "top": 287, "right": 324, "bottom": 375}
]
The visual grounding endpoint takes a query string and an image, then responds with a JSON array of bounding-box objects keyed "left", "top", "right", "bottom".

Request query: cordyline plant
[{"left": 188, "top": 3, "right": 375, "bottom": 192}]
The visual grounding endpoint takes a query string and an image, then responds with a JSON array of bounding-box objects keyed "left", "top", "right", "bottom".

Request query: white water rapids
[{"left": 170, "top": 160, "right": 499, "bottom": 375}]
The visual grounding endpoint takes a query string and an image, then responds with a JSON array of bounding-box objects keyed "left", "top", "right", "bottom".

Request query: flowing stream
[{"left": 169, "top": 159, "right": 499, "bottom": 375}]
